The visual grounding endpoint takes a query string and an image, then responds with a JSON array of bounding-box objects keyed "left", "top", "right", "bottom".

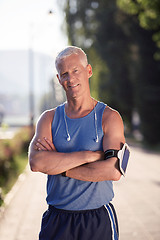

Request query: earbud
[{"left": 67, "top": 134, "right": 71, "bottom": 141}]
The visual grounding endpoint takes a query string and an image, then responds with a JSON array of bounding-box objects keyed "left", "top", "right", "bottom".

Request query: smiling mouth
[{"left": 69, "top": 84, "right": 79, "bottom": 88}]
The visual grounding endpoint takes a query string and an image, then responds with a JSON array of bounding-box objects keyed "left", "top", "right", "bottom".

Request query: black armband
[
  {"left": 104, "top": 149, "right": 119, "bottom": 159},
  {"left": 104, "top": 143, "right": 130, "bottom": 176}
]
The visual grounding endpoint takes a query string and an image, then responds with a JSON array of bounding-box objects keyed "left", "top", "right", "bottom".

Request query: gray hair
[{"left": 55, "top": 46, "right": 88, "bottom": 72}]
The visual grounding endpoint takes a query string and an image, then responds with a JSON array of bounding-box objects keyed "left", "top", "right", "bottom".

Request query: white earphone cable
[{"left": 64, "top": 100, "right": 99, "bottom": 142}]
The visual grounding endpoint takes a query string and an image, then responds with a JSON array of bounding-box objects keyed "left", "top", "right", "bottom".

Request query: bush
[
  {"left": 0, "top": 126, "right": 33, "bottom": 206},
  {"left": 10, "top": 127, "right": 33, "bottom": 155}
]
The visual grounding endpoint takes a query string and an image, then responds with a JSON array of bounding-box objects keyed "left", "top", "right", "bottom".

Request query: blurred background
[
  {"left": 0, "top": 0, "right": 160, "bottom": 144},
  {"left": 0, "top": 0, "right": 67, "bottom": 131},
  {"left": 0, "top": 0, "right": 160, "bottom": 239}
]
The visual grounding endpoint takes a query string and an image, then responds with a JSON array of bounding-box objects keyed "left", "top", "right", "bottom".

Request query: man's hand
[{"left": 35, "top": 138, "right": 56, "bottom": 152}]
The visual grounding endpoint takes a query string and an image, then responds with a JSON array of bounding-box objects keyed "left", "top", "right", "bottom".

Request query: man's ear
[
  {"left": 87, "top": 64, "right": 93, "bottom": 78},
  {"left": 57, "top": 74, "right": 62, "bottom": 85}
]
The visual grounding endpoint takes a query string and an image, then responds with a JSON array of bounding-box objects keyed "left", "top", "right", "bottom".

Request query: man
[{"left": 28, "top": 46, "right": 127, "bottom": 240}]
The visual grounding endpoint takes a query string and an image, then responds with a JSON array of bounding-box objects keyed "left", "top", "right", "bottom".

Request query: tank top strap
[
  {"left": 52, "top": 102, "right": 65, "bottom": 124},
  {"left": 95, "top": 101, "right": 107, "bottom": 122},
  {"left": 96, "top": 101, "right": 107, "bottom": 110}
]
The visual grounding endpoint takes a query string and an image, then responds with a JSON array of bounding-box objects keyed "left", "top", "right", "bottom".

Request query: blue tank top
[{"left": 46, "top": 101, "right": 114, "bottom": 210}]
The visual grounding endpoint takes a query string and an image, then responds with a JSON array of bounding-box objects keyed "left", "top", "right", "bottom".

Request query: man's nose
[{"left": 67, "top": 73, "right": 74, "bottom": 82}]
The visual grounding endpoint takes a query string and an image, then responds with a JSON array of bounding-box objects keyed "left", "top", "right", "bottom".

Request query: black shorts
[{"left": 39, "top": 203, "right": 119, "bottom": 240}]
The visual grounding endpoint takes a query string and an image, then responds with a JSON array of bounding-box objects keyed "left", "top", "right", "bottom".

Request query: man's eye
[{"left": 61, "top": 73, "right": 67, "bottom": 78}]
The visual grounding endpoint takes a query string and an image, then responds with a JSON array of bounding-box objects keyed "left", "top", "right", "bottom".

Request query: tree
[
  {"left": 117, "top": 0, "right": 160, "bottom": 144},
  {"left": 117, "top": 0, "right": 160, "bottom": 59}
]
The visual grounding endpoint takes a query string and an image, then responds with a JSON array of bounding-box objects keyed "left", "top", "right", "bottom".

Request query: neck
[
  {"left": 65, "top": 96, "right": 97, "bottom": 118},
  {"left": 63, "top": 96, "right": 99, "bottom": 143}
]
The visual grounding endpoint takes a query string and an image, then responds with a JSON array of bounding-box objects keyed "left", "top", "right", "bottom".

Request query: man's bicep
[
  {"left": 103, "top": 109, "right": 125, "bottom": 152},
  {"left": 29, "top": 110, "right": 55, "bottom": 155},
  {"left": 102, "top": 109, "right": 125, "bottom": 179},
  {"left": 36, "top": 110, "right": 54, "bottom": 139}
]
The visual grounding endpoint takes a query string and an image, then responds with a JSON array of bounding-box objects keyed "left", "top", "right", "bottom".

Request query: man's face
[{"left": 57, "top": 54, "right": 92, "bottom": 99}]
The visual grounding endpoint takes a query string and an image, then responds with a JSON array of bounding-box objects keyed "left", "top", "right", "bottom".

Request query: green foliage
[
  {"left": 10, "top": 127, "right": 32, "bottom": 155},
  {"left": 117, "top": 0, "right": 160, "bottom": 29},
  {"left": 0, "top": 127, "right": 32, "bottom": 206},
  {"left": 88, "top": 48, "right": 110, "bottom": 101},
  {"left": 117, "top": 0, "right": 160, "bottom": 53}
]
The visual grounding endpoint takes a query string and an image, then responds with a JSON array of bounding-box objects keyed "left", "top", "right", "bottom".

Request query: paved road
[
  {"left": 0, "top": 168, "right": 47, "bottom": 240},
  {"left": 0, "top": 146, "right": 160, "bottom": 240},
  {"left": 113, "top": 146, "right": 160, "bottom": 240}
]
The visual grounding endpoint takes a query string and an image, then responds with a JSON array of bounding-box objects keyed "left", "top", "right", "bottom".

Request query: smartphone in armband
[{"left": 104, "top": 143, "right": 130, "bottom": 176}]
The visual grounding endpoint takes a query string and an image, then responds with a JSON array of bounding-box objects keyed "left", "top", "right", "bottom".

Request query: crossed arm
[
  {"left": 28, "top": 107, "right": 125, "bottom": 182},
  {"left": 28, "top": 109, "right": 103, "bottom": 175}
]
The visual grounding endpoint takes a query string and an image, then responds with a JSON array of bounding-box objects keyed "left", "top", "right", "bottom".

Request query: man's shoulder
[
  {"left": 103, "top": 106, "right": 121, "bottom": 119},
  {"left": 39, "top": 102, "right": 65, "bottom": 122},
  {"left": 41, "top": 108, "right": 56, "bottom": 118},
  {"left": 102, "top": 106, "right": 123, "bottom": 129},
  {"left": 37, "top": 108, "right": 56, "bottom": 126}
]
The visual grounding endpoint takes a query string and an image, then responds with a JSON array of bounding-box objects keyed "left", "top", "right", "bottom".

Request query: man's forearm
[
  {"left": 66, "top": 158, "right": 121, "bottom": 182},
  {"left": 29, "top": 149, "right": 103, "bottom": 175}
]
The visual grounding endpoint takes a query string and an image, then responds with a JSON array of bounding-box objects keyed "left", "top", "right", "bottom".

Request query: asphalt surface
[{"left": 0, "top": 146, "right": 160, "bottom": 240}]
